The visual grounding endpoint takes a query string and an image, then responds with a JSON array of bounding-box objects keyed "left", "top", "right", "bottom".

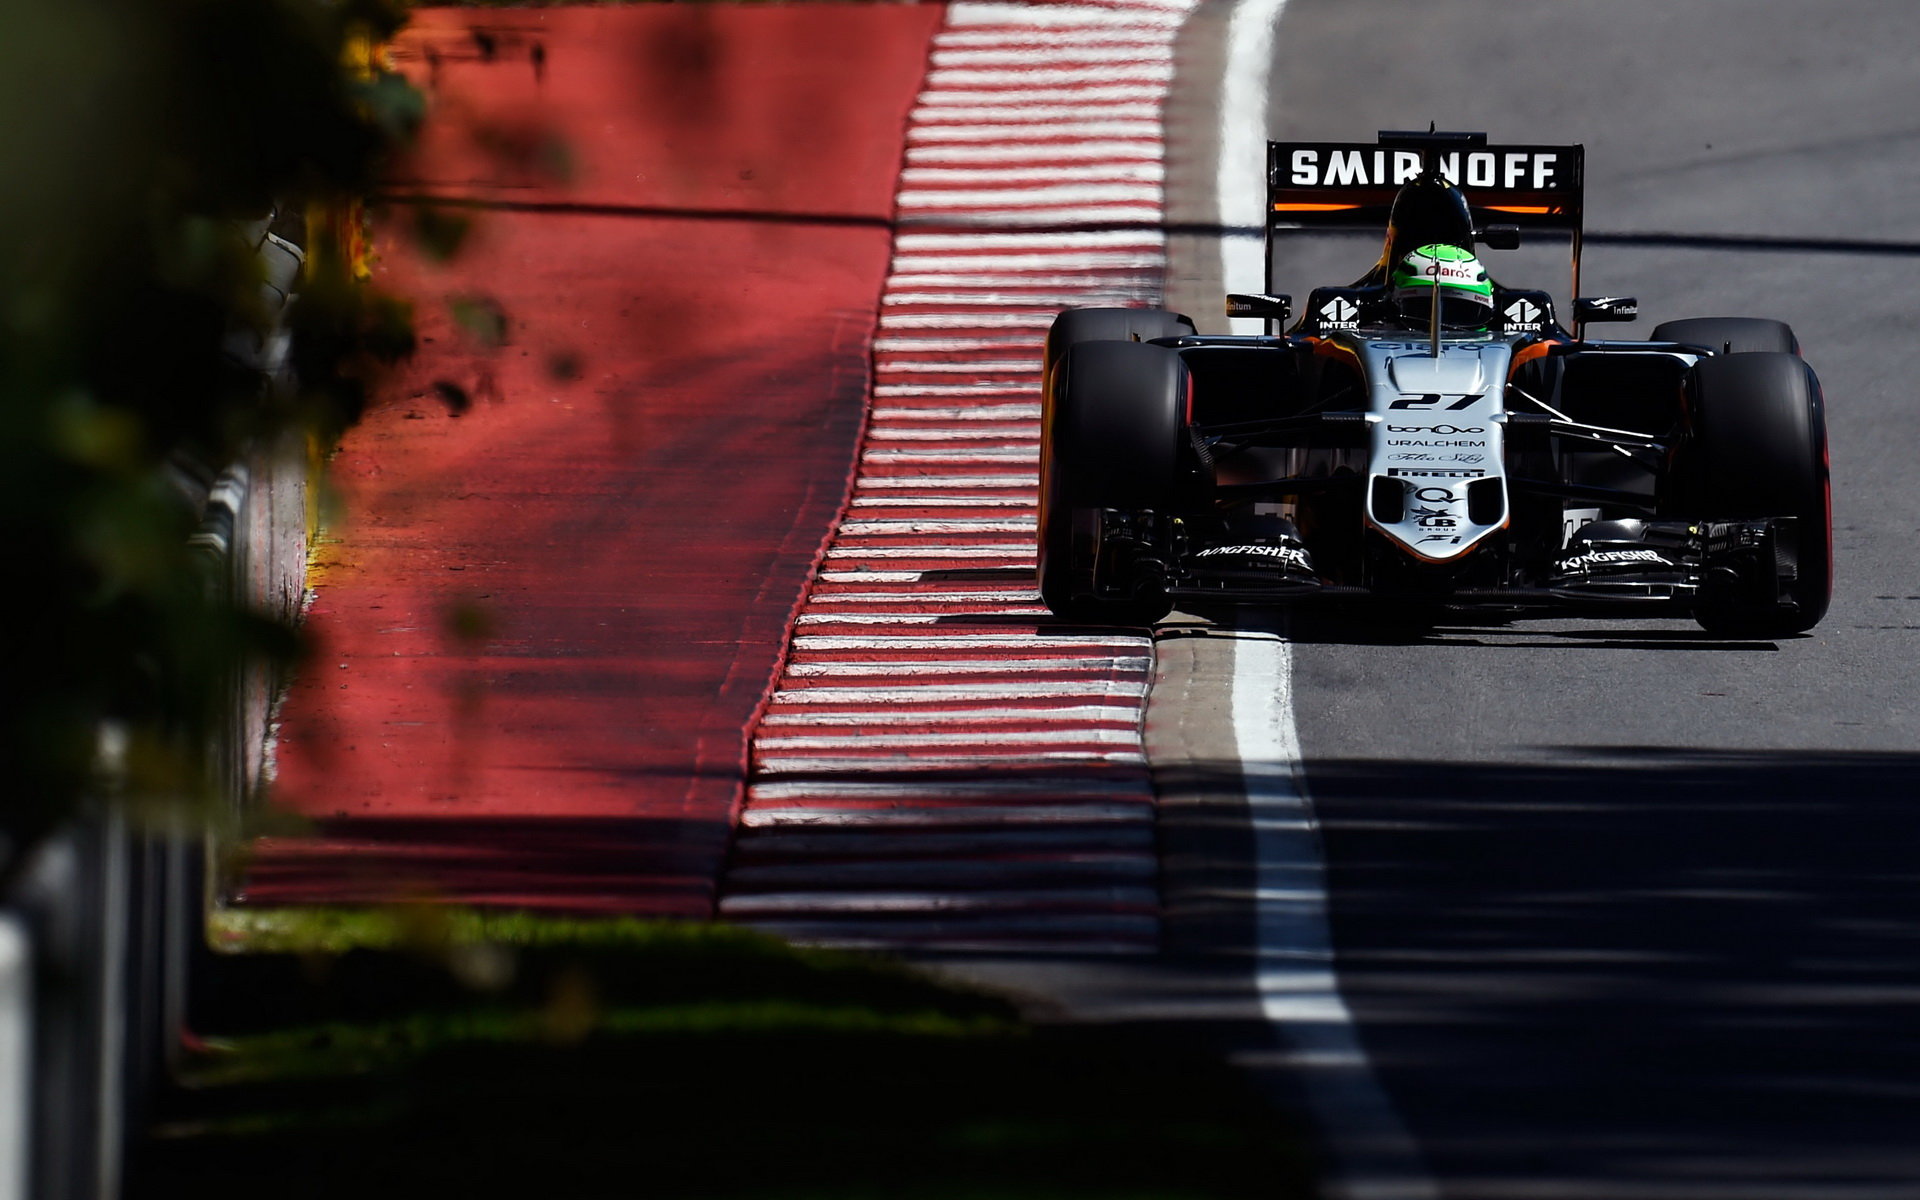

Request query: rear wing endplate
[{"left": 1265, "top": 131, "right": 1587, "bottom": 297}]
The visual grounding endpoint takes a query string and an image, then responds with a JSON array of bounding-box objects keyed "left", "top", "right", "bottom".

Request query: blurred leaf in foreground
[{"left": 0, "top": 0, "right": 419, "bottom": 841}]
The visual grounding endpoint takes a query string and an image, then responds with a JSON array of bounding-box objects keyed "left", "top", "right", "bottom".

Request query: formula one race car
[{"left": 1038, "top": 129, "right": 1831, "bottom": 635}]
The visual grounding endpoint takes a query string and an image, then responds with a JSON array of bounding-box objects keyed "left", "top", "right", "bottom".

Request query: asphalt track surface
[
  {"left": 254, "top": 6, "right": 936, "bottom": 913},
  {"left": 1194, "top": 2, "right": 1920, "bottom": 1195}
]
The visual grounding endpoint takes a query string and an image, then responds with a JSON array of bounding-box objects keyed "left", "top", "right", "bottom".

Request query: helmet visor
[{"left": 1390, "top": 243, "right": 1493, "bottom": 327}]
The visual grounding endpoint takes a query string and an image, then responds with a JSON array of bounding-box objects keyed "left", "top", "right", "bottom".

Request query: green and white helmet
[{"left": 1390, "top": 243, "right": 1494, "bottom": 327}]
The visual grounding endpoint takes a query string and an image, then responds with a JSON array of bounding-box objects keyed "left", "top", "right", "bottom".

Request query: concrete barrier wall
[
  {"left": 196, "top": 434, "right": 311, "bottom": 825},
  {"left": 0, "top": 219, "right": 314, "bottom": 1199}
]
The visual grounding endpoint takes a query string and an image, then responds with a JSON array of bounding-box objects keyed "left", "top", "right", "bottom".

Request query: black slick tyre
[
  {"left": 1043, "top": 307, "right": 1195, "bottom": 392},
  {"left": 1682, "top": 352, "right": 1831, "bottom": 636},
  {"left": 1653, "top": 316, "right": 1800, "bottom": 356},
  {"left": 1038, "top": 340, "right": 1184, "bottom": 625}
]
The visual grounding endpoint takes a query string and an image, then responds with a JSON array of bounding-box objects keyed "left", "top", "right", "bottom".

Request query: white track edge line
[{"left": 1218, "top": 1, "right": 1434, "bottom": 1193}]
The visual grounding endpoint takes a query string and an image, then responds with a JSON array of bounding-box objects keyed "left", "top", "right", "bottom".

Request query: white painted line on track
[
  {"left": 867, "top": 410, "right": 1044, "bottom": 426},
  {"left": 871, "top": 341, "right": 1039, "bottom": 355},
  {"left": 729, "top": 924, "right": 1158, "bottom": 954},
  {"left": 1227, "top": 630, "right": 1435, "bottom": 1200},
  {"left": 859, "top": 432, "right": 1037, "bottom": 446},
  {"left": 719, "top": 888, "right": 1158, "bottom": 915},
  {"left": 895, "top": 208, "right": 1154, "bottom": 228},
  {"left": 759, "top": 706, "right": 1142, "bottom": 726},
  {"left": 928, "top": 34, "right": 1174, "bottom": 52},
  {"left": 904, "top": 142, "right": 1165, "bottom": 166},
  {"left": 889, "top": 260, "right": 1156, "bottom": 279},
  {"left": 745, "top": 789, "right": 1145, "bottom": 811},
  {"left": 910, "top": 104, "right": 1165, "bottom": 125},
  {"left": 878, "top": 306, "right": 1057, "bottom": 322},
  {"left": 753, "top": 754, "right": 1147, "bottom": 775},
  {"left": 813, "top": 565, "right": 1033, "bottom": 576},
  {"left": 784, "top": 659, "right": 1146, "bottom": 677},
  {"left": 872, "top": 386, "right": 1033, "bottom": 399},
  {"left": 930, "top": 46, "right": 1175, "bottom": 67},
  {"left": 791, "top": 636, "right": 1142, "bottom": 650},
  {"left": 860, "top": 447, "right": 1035, "bottom": 461},
  {"left": 799, "top": 588, "right": 1039, "bottom": 602},
  {"left": 838, "top": 525, "right": 1035, "bottom": 541},
  {"left": 872, "top": 390, "right": 1034, "bottom": 402},
  {"left": 728, "top": 858, "right": 1158, "bottom": 890},
  {"left": 922, "top": 68, "right": 1174, "bottom": 89},
  {"left": 894, "top": 230, "right": 1165, "bottom": 251},
  {"left": 875, "top": 362, "right": 1044, "bottom": 376},
  {"left": 792, "top": 613, "right": 1040, "bottom": 624},
  {"left": 767, "top": 682, "right": 1144, "bottom": 703},
  {"left": 930, "top": 33, "right": 1176, "bottom": 53},
  {"left": 854, "top": 475, "right": 1037, "bottom": 488},
  {"left": 872, "top": 360, "right": 1038, "bottom": 375},
  {"left": 884, "top": 289, "right": 1150, "bottom": 306},
  {"left": 860, "top": 423, "right": 1035, "bottom": 436},
  {"left": 790, "top": 625, "right": 1124, "bottom": 638},
  {"left": 897, "top": 183, "right": 1164, "bottom": 207},
  {"left": 913, "top": 88, "right": 1167, "bottom": 109},
  {"left": 906, "top": 117, "right": 1165, "bottom": 139},
  {"left": 892, "top": 248, "right": 1161, "bottom": 268},
  {"left": 879, "top": 324, "right": 1044, "bottom": 339},
  {"left": 744, "top": 791, "right": 1147, "bottom": 813},
  {"left": 845, "top": 498, "right": 1034, "bottom": 510},
  {"left": 734, "top": 827, "right": 1154, "bottom": 855},
  {"left": 756, "top": 729, "right": 1145, "bottom": 749},
  {"left": 886, "top": 272, "right": 1156, "bottom": 290},
  {"left": 898, "top": 211, "right": 1163, "bottom": 229},
  {"left": 1206, "top": 0, "right": 1435, "bottom": 1193},
  {"left": 863, "top": 413, "right": 1035, "bottom": 424},
  {"left": 819, "top": 543, "right": 1032, "bottom": 553},
  {"left": 932, "top": 24, "right": 1175, "bottom": 41},
  {"left": 943, "top": 4, "right": 1186, "bottom": 27},
  {"left": 820, "top": 548, "right": 1033, "bottom": 561}
]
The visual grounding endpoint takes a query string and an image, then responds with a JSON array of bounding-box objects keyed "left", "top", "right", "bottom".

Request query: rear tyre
[
  {"left": 1043, "top": 307, "right": 1195, "bottom": 391},
  {"left": 1038, "top": 340, "right": 1184, "bottom": 625},
  {"left": 1681, "top": 352, "right": 1831, "bottom": 636},
  {"left": 1652, "top": 316, "right": 1799, "bottom": 356}
]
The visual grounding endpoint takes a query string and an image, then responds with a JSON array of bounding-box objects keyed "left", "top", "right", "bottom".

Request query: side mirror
[
  {"left": 1574, "top": 296, "right": 1639, "bottom": 323},
  {"left": 1476, "top": 224, "right": 1521, "bottom": 250},
  {"left": 1225, "top": 293, "right": 1292, "bottom": 322}
]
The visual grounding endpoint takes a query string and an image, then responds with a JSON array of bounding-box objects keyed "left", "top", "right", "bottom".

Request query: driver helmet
[{"left": 1390, "top": 243, "right": 1493, "bottom": 328}]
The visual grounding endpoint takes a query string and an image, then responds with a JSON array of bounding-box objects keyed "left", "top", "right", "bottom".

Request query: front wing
[{"left": 1091, "top": 511, "right": 1804, "bottom": 616}]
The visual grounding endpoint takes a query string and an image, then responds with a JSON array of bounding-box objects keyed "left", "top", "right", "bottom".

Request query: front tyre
[
  {"left": 1038, "top": 340, "right": 1185, "bottom": 625},
  {"left": 1682, "top": 352, "right": 1832, "bottom": 636}
]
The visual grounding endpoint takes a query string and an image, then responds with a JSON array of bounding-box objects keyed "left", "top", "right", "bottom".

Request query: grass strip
[{"left": 132, "top": 907, "right": 1312, "bottom": 1199}]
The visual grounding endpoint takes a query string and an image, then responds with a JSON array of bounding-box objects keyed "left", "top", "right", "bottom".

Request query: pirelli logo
[{"left": 1279, "top": 146, "right": 1573, "bottom": 191}]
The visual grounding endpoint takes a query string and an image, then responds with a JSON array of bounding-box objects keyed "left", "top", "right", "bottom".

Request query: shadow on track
[
  {"left": 241, "top": 815, "right": 733, "bottom": 915},
  {"left": 1161, "top": 745, "right": 1920, "bottom": 1198}
]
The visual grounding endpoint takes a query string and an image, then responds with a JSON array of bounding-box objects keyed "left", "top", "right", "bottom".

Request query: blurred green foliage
[
  {"left": 133, "top": 910, "right": 1309, "bottom": 1199},
  {"left": 0, "top": 0, "right": 421, "bottom": 846}
]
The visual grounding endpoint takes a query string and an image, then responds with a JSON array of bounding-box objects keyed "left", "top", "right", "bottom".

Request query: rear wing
[{"left": 1265, "top": 130, "right": 1586, "bottom": 297}]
